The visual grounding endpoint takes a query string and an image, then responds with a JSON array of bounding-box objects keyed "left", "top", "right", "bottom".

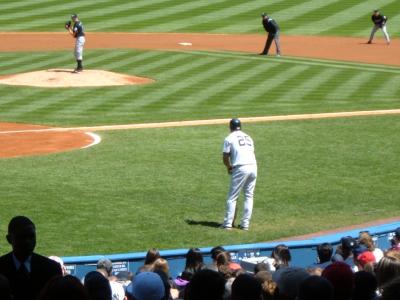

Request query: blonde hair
[
  {"left": 358, "top": 232, "right": 376, "bottom": 251},
  {"left": 152, "top": 258, "right": 169, "bottom": 276}
]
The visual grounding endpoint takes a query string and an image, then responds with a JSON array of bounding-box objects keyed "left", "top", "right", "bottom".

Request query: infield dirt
[{"left": 0, "top": 32, "right": 399, "bottom": 66}]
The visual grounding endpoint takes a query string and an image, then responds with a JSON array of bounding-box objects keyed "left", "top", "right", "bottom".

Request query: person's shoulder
[
  {"left": 0, "top": 252, "right": 13, "bottom": 264},
  {"left": 32, "top": 253, "right": 62, "bottom": 268}
]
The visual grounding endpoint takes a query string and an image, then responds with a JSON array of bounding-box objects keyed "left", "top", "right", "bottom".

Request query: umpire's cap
[{"left": 230, "top": 118, "right": 241, "bottom": 131}]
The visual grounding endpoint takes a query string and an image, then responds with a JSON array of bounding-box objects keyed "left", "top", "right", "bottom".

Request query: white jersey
[{"left": 223, "top": 130, "right": 256, "bottom": 167}]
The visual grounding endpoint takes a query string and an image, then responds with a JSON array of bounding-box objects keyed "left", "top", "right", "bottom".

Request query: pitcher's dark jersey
[{"left": 73, "top": 21, "right": 85, "bottom": 38}]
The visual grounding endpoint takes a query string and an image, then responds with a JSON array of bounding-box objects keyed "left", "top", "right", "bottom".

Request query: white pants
[
  {"left": 369, "top": 25, "right": 390, "bottom": 43},
  {"left": 223, "top": 164, "right": 257, "bottom": 228},
  {"left": 75, "top": 36, "right": 85, "bottom": 60}
]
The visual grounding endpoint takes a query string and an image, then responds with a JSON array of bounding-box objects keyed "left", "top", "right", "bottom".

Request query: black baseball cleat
[
  {"left": 367, "top": 41, "right": 372, "bottom": 44},
  {"left": 238, "top": 225, "right": 249, "bottom": 231},
  {"left": 72, "top": 68, "right": 83, "bottom": 73}
]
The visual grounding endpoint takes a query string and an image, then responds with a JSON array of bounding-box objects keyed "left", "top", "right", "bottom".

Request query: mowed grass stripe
[
  {"left": 286, "top": 0, "right": 397, "bottom": 35},
  {"left": 136, "top": 0, "right": 282, "bottom": 32},
  {"left": 116, "top": 0, "right": 232, "bottom": 32},
  {"left": 0, "top": 53, "right": 52, "bottom": 74},
  {"left": 85, "top": 55, "right": 215, "bottom": 114},
  {"left": 79, "top": 53, "right": 195, "bottom": 114},
  {"left": 369, "top": 76, "right": 400, "bottom": 101},
  {"left": 346, "top": 72, "right": 396, "bottom": 103},
  {"left": 214, "top": 0, "right": 341, "bottom": 33},
  {"left": 93, "top": 0, "right": 229, "bottom": 31},
  {"left": 301, "top": 69, "right": 353, "bottom": 103},
  {"left": 275, "top": 68, "right": 342, "bottom": 103},
  {"left": 69, "top": 55, "right": 192, "bottom": 115},
  {"left": 152, "top": 60, "right": 248, "bottom": 110},
  {"left": 0, "top": 1, "right": 105, "bottom": 22},
  {"left": 3, "top": 54, "right": 74, "bottom": 75},
  {"left": 182, "top": 62, "right": 273, "bottom": 108},
  {"left": 134, "top": 57, "right": 223, "bottom": 109},
  {"left": 326, "top": 72, "right": 376, "bottom": 101},
  {"left": 228, "top": 64, "right": 309, "bottom": 105}
]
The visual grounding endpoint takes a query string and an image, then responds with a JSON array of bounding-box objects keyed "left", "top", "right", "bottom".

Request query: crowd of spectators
[{"left": 1, "top": 216, "right": 400, "bottom": 300}]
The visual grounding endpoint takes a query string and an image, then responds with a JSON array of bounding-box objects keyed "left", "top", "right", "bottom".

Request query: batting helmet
[{"left": 230, "top": 118, "right": 241, "bottom": 131}]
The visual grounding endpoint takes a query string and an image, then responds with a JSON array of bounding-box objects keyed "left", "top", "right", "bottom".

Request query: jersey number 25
[{"left": 238, "top": 136, "right": 252, "bottom": 147}]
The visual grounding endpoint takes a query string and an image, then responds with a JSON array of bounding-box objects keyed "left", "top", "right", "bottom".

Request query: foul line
[{"left": 1, "top": 109, "right": 400, "bottom": 134}]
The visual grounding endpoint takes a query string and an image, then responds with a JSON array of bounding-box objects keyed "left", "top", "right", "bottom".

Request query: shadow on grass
[{"left": 185, "top": 219, "right": 221, "bottom": 228}]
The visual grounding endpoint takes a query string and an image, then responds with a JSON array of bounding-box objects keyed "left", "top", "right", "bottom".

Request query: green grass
[
  {"left": 0, "top": 115, "right": 399, "bottom": 256},
  {"left": 0, "top": 49, "right": 399, "bottom": 126},
  {"left": 0, "top": 0, "right": 399, "bottom": 37}
]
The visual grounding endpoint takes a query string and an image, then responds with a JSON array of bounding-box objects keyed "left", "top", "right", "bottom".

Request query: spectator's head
[
  {"left": 317, "top": 243, "right": 333, "bottom": 264},
  {"left": 39, "top": 275, "right": 91, "bottom": 300},
  {"left": 254, "top": 262, "right": 270, "bottom": 274},
  {"left": 355, "top": 251, "right": 376, "bottom": 271},
  {"left": 184, "top": 269, "right": 225, "bottom": 300},
  {"left": 115, "top": 271, "right": 133, "bottom": 288},
  {"left": 393, "top": 227, "right": 400, "bottom": 244},
  {"left": 375, "top": 250, "right": 400, "bottom": 288},
  {"left": 96, "top": 258, "right": 113, "bottom": 277},
  {"left": 49, "top": 256, "right": 68, "bottom": 276},
  {"left": 275, "top": 267, "right": 310, "bottom": 300},
  {"left": 381, "top": 277, "right": 400, "bottom": 300},
  {"left": 322, "top": 262, "right": 354, "bottom": 300},
  {"left": 152, "top": 258, "right": 170, "bottom": 277},
  {"left": 272, "top": 244, "right": 291, "bottom": 268},
  {"left": 340, "top": 236, "right": 357, "bottom": 256},
  {"left": 145, "top": 248, "right": 161, "bottom": 265},
  {"left": 0, "top": 274, "right": 11, "bottom": 300},
  {"left": 126, "top": 272, "right": 165, "bottom": 300},
  {"left": 231, "top": 273, "right": 262, "bottom": 300},
  {"left": 210, "top": 246, "right": 225, "bottom": 262},
  {"left": 358, "top": 231, "right": 376, "bottom": 251},
  {"left": 255, "top": 271, "right": 276, "bottom": 300},
  {"left": 352, "top": 271, "right": 377, "bottom": 300},
  {"left": 298, "top": 275, "right": 334, "bottom": 300},
  {"left": 6, "top": 216, "right": 36, "bottom": 261},
  {"left": 215, "top": 251, "right": 233, "bottom": 279},
  {"left": 185, "top": 248, "right": 204, "bottom": 271},
  {"left": 84, "top": 271, "right": 112, "bottom": 300}
]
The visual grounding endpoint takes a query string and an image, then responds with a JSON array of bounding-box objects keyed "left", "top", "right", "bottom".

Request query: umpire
[{"left": 260, "top": 13, "right": 281, "bottom": 56}]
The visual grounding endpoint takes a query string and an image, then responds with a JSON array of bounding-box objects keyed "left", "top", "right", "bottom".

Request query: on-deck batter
[{"left": 221, "top": 118, "right": 257, "bottom": 230}]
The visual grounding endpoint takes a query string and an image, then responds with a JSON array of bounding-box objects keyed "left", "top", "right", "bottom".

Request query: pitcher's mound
[{"left": 0, "top": 69, "right": 154, "bottom": 88}]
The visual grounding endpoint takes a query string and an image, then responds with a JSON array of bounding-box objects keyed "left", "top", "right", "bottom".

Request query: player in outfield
[
  {"left": 221, "top": 119, "right": 257, "bottom": 231},
  {"left": 65, "top": 14, "right": 86, "bottom": 73},
  {"left": 367, "top": 10, "right": 390, "bottom": 45}
]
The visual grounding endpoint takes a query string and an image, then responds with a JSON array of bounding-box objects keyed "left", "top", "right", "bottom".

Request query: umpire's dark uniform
[{"left": 260, "top": 14, "right": 281, "bottom": 56}]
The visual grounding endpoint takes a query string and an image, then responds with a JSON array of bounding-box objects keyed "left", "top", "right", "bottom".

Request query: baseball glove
[{"left": 65, "top": 20, "right": 71, "bottom": 29}]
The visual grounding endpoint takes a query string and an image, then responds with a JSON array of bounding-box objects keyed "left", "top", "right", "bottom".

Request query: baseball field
[{"left": 0, "top": 0, "right": 399, "bottom": 257}]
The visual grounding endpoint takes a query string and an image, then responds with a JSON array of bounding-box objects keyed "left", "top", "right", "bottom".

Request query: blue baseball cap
[{"left": 126, "top": 272, "right": 165, "bottom": 300}]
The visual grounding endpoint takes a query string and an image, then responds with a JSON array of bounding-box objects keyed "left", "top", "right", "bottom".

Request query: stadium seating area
[{"left": 3, "top": 230, "right": 400, "bottom": 300}]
